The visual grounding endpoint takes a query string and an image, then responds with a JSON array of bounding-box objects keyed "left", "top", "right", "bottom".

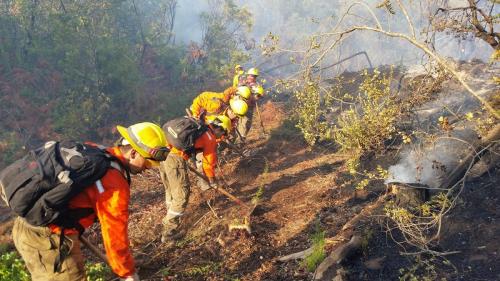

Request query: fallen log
[
  {"left": 438, "top": 124, "right": 500, "bottom": 190},
  {"left": 341, "top": 193, "right": 389, "bottom": 231},
  {"left": 313, "top": 235, "right": 362, "bottom": 280},
  {"left": 277, "top": 192, "right": 389, "bottom": 280},
  {"left": 278, "top": 237, "right": 347, "bottom": 262},
  {"left": 278, "top": 247, "right": 314, "bottom": 262}
]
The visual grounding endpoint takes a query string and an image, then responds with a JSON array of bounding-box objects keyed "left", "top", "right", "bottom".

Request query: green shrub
[
  {"left": 85, "top": 262, "right": 112, "bottom": 281},
  {"left": 294, "top": 80, "right": 331, "bottom": 145},
  {"left": 333, "top": 68, "right": 399, "bottom": 154},
  {"left": 0, "top": 252, "right": 30, "bottom": 281}
]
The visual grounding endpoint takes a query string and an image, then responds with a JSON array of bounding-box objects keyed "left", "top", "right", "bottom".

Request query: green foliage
[
  {"left": 398, "top": 256, "right": 446, "bottom": 281},
  {"left": 294, "top": 79, "right": 330, "bottom": 145},
  {"left": 85, "top": 262, "right": 112, "bottom": 281},
  {"left": 292, "top": 68, "right": 400, "bottom": 148},
  {"left": 183, "top": 262, "right": 221, "bottom": 277},
  {"left": 0, "top": 0, "right": 252, "bottom": 168},
  {"left": 251, "top": 185, "right": 264, "bottom": 205},
  {"left": 199, "top": 0, "right": 253, "bottom": 81},
  {"left": 159, "top": 267, "right": 172, "bottom": 278},
  {"left": 302, "top": 222, "right": 326, "bottom": 272},
  {"left": 333, "top": 68, "right": 399, "bottom": 154},
  {"left": 0, "top": 252, "right": 30, "bottom": 281}
]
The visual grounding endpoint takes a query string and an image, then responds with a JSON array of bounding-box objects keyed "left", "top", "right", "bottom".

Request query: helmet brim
[
  {"left": 116, "top": 125, "right": 149, "bottom": 158},
  {"left": 146, "top": 159, "right": 160, "bottom": 167}
]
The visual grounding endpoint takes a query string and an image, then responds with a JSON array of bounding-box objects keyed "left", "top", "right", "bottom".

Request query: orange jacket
[
  {"left": 169, "top": 130, "right": 218, "bottom": 178},
  {"left": 190, "top": 87, "right": 237, "bottom": 118},
  {"left": 49, "top": 147, "right": 135, "bottom": 278}
]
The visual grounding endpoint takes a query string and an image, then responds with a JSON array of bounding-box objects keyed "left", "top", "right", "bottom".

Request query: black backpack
[
  {"left": 162, "top": 116, "right": 207, "bottom": 155},
  {"left": 0, "top": 141, "right": 125, "bottom": 228}
]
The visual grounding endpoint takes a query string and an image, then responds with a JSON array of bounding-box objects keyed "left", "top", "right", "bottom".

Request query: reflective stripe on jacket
[{"left": 49, "top": 146, "right": 135, "bottom": 278}]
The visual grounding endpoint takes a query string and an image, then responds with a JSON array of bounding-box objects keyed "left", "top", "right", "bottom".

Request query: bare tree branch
[
  {"left": 396, "top": 0, "right": 416, "bottom": 39},
  {"left": 342, "top": 25, "right": 499, "bottom": 119}
]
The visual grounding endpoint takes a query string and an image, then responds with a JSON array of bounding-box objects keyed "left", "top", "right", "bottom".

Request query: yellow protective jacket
[
  {"left": 190, "top": 87, "right": 237, "bottom": 118},
  {"left": 232, "top": 70, "right": 244, "bottom": 87}
]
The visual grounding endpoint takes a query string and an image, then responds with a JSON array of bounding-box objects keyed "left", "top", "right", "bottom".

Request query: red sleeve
[
  {"left": 195, "top": 132, "right": 218, "bottom": 178},
  {"left": 95, "top": 169, "right": 135, "bottom": 277}
]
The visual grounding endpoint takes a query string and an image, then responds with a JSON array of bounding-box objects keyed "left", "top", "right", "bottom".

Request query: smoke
[
  {"left": 171, "top": 0, "right": 210, "bottom": 44},
  {"left": 386, "top": 128, "right": 478, "bottom": 188},
  {"left": 167, "top": 0, "right": 493, "bottom": 76},
  {"left": 385, "top": 58, "right": 498, "bottom": 189}
]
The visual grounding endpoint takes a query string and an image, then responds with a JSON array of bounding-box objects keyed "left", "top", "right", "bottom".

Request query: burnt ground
[{"left": 0, "top": 100, "right": 499, "bottom": 281}]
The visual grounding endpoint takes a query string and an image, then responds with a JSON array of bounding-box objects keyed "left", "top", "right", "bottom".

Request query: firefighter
[
  {"left": 233, "top": 65, "right": 245, "bottom": 87},
  {"left": 4, "top": 122, "right": 168, "bottom": 281},
  {"left": 236, "top": 74, "right": 266, "bottom": 143},
  {"left": 189, "top": 87, "right": 250, "bottom": 121},
  {"left": 159, "top": 115, "right": 232, "bottom": 243},
  {"left": 236, "top": 67, "right": 260, "bottom": 87}
]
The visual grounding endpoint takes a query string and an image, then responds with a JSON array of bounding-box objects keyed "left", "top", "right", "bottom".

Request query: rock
[
  {"left": 469, "top": 254, "right": 488, "bottom": 262},
  {"left": 364, "top": 256, "right": 386, "bottom": 270},
  {"left": 354, "top": 189, "right": 369, "bottom": 200}
]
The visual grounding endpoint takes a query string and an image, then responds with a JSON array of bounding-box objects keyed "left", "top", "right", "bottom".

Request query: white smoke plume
[{"left": 386, "top": 128, "right": 479, "bottom": 189}]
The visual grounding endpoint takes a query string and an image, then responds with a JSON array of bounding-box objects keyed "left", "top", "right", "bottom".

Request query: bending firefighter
[
  {"left": 189, "top": 86, "right": 250, "bottom": 121},
  {"left": 0, "top": 122, "right": 168, "bottom": 281},
  {"left": 159, "top": 115, "right": 231, "bottom": 243},
  {"left": 235, "top": 67, "right": 265, "bottom": 143}
]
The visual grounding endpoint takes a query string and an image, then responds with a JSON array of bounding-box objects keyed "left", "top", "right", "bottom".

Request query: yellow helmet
[
  {"left": 206, "top": 115, "right": 232, "bottom": 133},
  {"left": 236, "top": 86, "right": 251, "bottom": 99},
  {"left": 247, "top": 68, "right": 259, "bottom": 76},
  {"left": 235, "top": 64, "right": 242, "bottom": 71},
  {"left": 116, "top": 122, "right": 168, "bottom": 165},
  {"left": 229, "top": 98, "right": 248, "bottom": 116},
  {"left": 251, "top": 85, "right": 264, "bottom": 96}
]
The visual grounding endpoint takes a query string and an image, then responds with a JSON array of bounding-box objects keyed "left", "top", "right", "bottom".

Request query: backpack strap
[
  {"left": 53, "top": 208, "right": 93, "bottom": 273},
  {"left": 54, "top": 228, "right": 66, "bottom": 273},
  {"left": 89, "top": 144, "right": 131, "bottom": 185},
  {"left": 107, "top": 157, "right": 131, "bottom": 185}
]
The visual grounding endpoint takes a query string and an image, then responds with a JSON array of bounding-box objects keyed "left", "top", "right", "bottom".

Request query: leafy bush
[
  {"left": 294, "top": 79, "right": 331, "bottom": 145},
  {"left": 0, "top": 252, "right": 29, "bottom": 281},
  {"left": 85, "top": 262, "right": 112, "bottom": 281},
  {"left": 333, "top": 68, "right": 399, "bottom": 154}
]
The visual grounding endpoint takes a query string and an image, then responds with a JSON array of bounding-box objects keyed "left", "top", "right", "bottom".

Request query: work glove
[{"left": 120, "top": 273, "right": 140, "bottom": 281}]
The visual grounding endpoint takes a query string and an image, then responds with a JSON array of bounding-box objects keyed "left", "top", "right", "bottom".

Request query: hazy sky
[
  {"left": 171, "top": 0, "right": 494, "bottom": 72},
  {"left": 171, "top": 0, "right": 208, "bottom": 44}
]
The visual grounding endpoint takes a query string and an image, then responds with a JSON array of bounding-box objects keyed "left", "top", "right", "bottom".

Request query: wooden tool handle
[
  {"left": 80, "top": 236, "right": 108, "bottom": 264},
  {"left": 187, "top": 165, "right": 251, "bottom": 210}
]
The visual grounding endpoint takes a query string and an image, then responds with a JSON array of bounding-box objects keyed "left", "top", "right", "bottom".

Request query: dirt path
[
  {"left": 1, "top": 99, "right": 498, "bottom": 281},
  {"left": 122, "top": 101, "right": 368, "bottom": 280}
]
